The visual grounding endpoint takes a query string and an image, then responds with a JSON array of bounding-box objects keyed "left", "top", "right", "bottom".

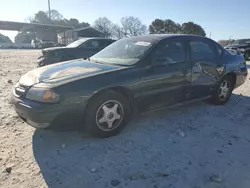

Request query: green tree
[
  {"left": 149, "top": 19, "right": 180, "bottom": 34},
  {"left": 149, "top": 19, "right": 165, "bottom": 34},
  {"left": 28, "top": 10, "right": 90, "bottom": 28},
  {"left": 149, "top": 19, "right": 206, "bottom": 36},
  {"left": 181, "top": 22, "right": 206, "bottom": 36},
  {"left": 29, "top": 11, "right": 52, "bottom": 24}
]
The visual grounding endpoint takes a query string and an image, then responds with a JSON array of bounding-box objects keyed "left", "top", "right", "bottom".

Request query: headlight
[{"left": 26, "top": 87, "right": 60, "bottom": 103}]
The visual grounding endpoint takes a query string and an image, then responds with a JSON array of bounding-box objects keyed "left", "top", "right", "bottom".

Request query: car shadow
[{"left": 32, "top": 93, "right": 250, "bottom": 188}]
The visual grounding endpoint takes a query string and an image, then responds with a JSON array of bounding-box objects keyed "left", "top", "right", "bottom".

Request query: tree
[
  {"left": 49, "top": 9, "right": 64, "bottom": 21},
  {"left": 78, "top": 21, "right": 90, "bottom": 28},
  {"left": 14, "top": 32, "right": 33, "bottom": 44},
  {"left": 149, "top": 19, "right": 165, "bottom": 34},
  {"left": 93, "top": 17, "right": 113, "bottom": 38},
  {"left": 149, "top": 19, "right": 180, "bottom": 34},
  {"left": 120, "top": 16, "right": 147, "bottom": 36},
  {"left": 164, "top": 19, "right": 181, "bottom": 34},
  {"left": 29, "top": 11, "right": 52, "bottom": 24},
  {"left": 112, "top": 24, "right": 125, "bottom": 39},
  {"left": 28, "top": 10, "right": 90, "bottom": 28},
  {"left": 0, "top": 33, "right": 12, "bottom": 43},
  {"left": 181, "top": 22, "right": 206, "bottom": 36}
]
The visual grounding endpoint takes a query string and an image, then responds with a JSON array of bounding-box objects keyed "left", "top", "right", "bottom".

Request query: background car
[
  {"left": 37, "top": 37, "right": 116, "bottom": 66},
  {"left": 224, "top": 38, "right": 250, "bottom": 60},
  {"left": 12, "top": 34, "right": 247, "bottom": 138}
]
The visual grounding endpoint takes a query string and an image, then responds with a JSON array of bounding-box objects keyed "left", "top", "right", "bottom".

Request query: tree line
[{"left": 0, "top": 9, "right": 207, "bottom": 44}]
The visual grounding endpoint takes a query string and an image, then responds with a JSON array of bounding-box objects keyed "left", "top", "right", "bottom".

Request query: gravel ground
[{"left": 1, "top": 50, "right": 250, "bottom": 188}]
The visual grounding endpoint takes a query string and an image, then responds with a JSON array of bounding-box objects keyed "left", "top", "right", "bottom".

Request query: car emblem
[{"left": 216, "top": 66, "right": 224, "bottom": 74}]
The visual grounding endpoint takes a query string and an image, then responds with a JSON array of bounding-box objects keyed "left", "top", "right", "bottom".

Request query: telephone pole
[{"left": 48, "top": 0, "right": 51, "bottom": 20}]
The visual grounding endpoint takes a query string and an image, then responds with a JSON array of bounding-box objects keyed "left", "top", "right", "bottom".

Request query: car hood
[
  {"left": 225, "top": 44, "right": 249, "bottom": 48},
  {"left": 42, "top": 46, "right": 73, "bottom": 52},
  {"left": 19, "top": 59, "right": 125, "bottom": 87}
]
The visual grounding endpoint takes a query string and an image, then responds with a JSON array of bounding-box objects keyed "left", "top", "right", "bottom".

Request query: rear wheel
[
  {"left": 211, "top": 75, "right": 233, "bottom": 105},
  {"left": 85, "top": 90, "right": 130, "bottom": 138}
]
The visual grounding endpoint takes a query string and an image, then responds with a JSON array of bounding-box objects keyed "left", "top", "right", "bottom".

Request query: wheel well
[
  {"left": 225, "top": 72, "right": 236, "bottom": 87},
  {"left": 111, "top": 86, "right": 134, "bottom": 103},
  {"left": 87, "top": 86, "right": 135, "bottom": 109}
]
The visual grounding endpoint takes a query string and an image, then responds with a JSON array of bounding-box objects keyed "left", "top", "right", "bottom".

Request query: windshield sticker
[{"left": 135, "top": 41, "right": 151, "bottom": 46}]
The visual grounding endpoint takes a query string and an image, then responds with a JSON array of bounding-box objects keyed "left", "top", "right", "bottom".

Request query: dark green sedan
[{"left": 11, "top": 34, "right": 247, "bottom": 137}]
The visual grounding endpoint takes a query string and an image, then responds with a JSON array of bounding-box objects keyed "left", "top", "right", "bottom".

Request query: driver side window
[{"left": 151, "top": 40, "right": 185, "bottom": 66}]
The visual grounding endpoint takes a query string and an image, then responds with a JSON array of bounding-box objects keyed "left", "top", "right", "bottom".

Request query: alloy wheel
[
  {"left": 96, "top": 100, "right": 124, "bottom": 131},
  {"left": 218, "top": 80, "right": 230, "bottom": 100}
]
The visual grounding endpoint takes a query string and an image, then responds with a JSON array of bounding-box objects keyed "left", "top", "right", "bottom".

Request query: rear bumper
[{"left": 11, "top": 94, "right": 87, "bottom": 129}]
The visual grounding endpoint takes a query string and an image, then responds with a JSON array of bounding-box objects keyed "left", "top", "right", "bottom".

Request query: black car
[
  {"left": 224, "top": 38, "right": 250, "bottom": 60},
  {"left": 37, "top": 38, "right": 116, "bottom": 66},
  {"left": 12, "top": 34, "right": 247, "bottom": 138}
]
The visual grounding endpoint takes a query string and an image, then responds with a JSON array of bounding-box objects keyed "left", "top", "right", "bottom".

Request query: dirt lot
[{"left": 0, "top": 50, "right": 250, "bottom": 188}]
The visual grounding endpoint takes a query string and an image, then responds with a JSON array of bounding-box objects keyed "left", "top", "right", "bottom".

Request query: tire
[
  {"left": 211, "top": 75, "right": 233, "bottom": 105},
  {"left": 85, "top": 90, "right": 130, "bottom": 138}
]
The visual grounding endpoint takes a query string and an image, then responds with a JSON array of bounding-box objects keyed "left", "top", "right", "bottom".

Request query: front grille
[{"left": 14, "top": 83, "right": 30, "bottom": 97}]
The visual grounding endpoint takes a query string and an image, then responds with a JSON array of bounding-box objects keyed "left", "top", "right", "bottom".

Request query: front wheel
[
  {"left": 85, "top": 90, "right": 130, "bottom": 138},
  {"left": 211, "top": 75, "right": 233, "bottom": 105}
]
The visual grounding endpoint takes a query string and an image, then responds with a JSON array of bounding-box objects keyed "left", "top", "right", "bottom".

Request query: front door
[
  {"left": 78, "top": 39, "right": 102, "bottom": 59},
  {"left": 188, "top": 39, "right": 222, "bottom": 99},
  {"left": 137, "top": 39, "right": 192, "bottom": 111}
]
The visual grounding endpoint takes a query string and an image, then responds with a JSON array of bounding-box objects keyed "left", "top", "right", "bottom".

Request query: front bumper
[
  {"left": 37, "top": 56, "right": 57, "bottom": 66},
  {"left": 11, "top": 93, "right": 87, "bottom": 129},
  {"left": 235, "top": 69, "right": 248, "bottom": 88}
]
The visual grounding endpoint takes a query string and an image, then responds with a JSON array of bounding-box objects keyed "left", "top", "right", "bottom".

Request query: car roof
[
  {"left": 126, "top": 34, "right": 209, "bottom": 43},
  {"left": 77, "top": 37, "right": 116, "bottom": 41}
]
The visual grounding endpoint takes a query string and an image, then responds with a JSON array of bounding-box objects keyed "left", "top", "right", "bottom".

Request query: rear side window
[{"left": 190, "top": 41, "right": 215, "bottom": 60}]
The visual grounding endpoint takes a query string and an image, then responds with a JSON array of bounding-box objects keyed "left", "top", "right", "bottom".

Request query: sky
[{"left": 0, "top": 0, "right": 250, "bottom": 42}]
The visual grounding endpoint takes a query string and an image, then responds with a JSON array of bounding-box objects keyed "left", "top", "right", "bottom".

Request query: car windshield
[
  {"left": 232, "top": 39, "right": 250, "bottom": 45},
  {"left": 67, "top": 38, "right": 88, "bottom": 47},
  {"left": 90, "top": 37, "right": 153, "bottom": 66}
]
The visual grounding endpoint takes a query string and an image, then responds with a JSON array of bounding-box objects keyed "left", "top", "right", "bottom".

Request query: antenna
[{"left": 48, "top": 0, "right": 51, "bottom": 20}]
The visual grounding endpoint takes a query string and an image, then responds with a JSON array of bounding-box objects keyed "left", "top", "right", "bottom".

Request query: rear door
[
  {"left": 138, "top": 39, "right": 192, "bottom": 111},
  {"left": 188, "top": 39, "right": 223, "bottom": 99}
]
